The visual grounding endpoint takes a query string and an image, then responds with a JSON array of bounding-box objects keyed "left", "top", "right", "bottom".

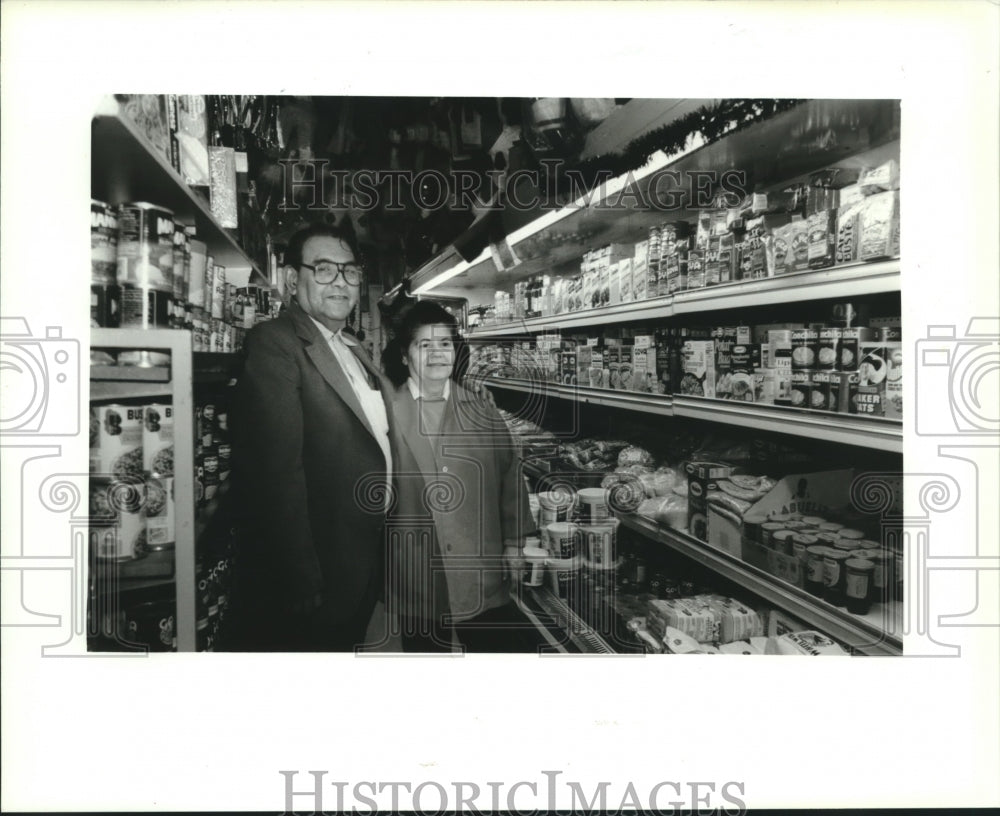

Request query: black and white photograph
[{"left": 1, "top": 2, "right": 998, "bottom": 813}]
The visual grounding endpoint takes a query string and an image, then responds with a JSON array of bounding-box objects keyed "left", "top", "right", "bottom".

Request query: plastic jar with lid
[
  {"left": 760, "top": 522, "right": 786, "bottom": 548},
  {"left": 822, "top": 549, "right": 852, "bottom": 607},
  {"left": 845, "top": 558, "right": 875, "bottom": 615},
  {"left": 814, "top": 531, "right": 841, "bottom": 549},
  {"left": 805, "top": 546, "right": 828, "bottom": 597},
  {"left": 772, "top": 529, "right": 797, "bottom": 556}
]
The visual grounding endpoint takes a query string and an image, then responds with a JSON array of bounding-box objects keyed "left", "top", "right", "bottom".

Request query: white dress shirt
[{"left": 308, "top": 316, "right": 392, "bottom": 479}]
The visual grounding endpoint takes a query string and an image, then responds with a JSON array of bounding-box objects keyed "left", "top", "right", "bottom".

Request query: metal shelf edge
[{"left": 619, "top": 514, "right": 902, "bottom": 656}]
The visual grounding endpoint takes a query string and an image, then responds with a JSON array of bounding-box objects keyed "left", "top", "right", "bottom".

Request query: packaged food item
[
  {"left": 632, "top": 247, "right": 649, "bottom": 301},
  {"left": 142, "top": 403, "right": 174, "bottom": 480},
  {"left": 839, "top": 327, "right": 875, "bottom": 371},
  {"left": 858, "top": 190, "right": 900, "bottom": 261},
  {"left": 806, "top": 209, "right": 837, "bottom": 269},
  {"left": 117, "top": 95, "right": 172, "bottom": 165},
  {"left": 90, "top": 404, "right": 145, "bottom": 482},
  {"left": 810, "top": 371, "right": 839, "bottom": 412},
  {"left": 728, "top": 343, "right": 760, "bottom": 402},
  {"left": 717, "top": 232, "right": 735, "bottom": 283},
  {"left": 790, "top": 329, "right": 819, "bottom": 370},
  {"left": 884, "top": 341, "right": 903, "bottom": 420},
  {"left": 858, "top": 159, "right": 900, "bottom": 195},
  {"left": 765, "top": 631, "right": 848, "bottom": 656},
  {"left": 581, "top": 519, "right": 619, "bottom": 568},
  {"left": 834, "top": 184, "right": 865, "bottom": 264},
  {"left": 91, "top": 199, "right": 120, "bottom": 328},
  {"left": 174, "top": 94, "right": 210, "bottom": 186},
  {"left": 704, "top": 237, "right": 722, "bottom": 286},
  {"left": 809, "top": 166, "right": 862, "bottom": 189},
  {"left": 617, "top": 259, "right": 634, "bottom": 304},
  {"left": 789, "top": 370, "right": 813, "bottom": 409},
  {"left": 209, "top": 146, "right": 239, "bottom": 229},
  {"left": 631, "top": 335, "right": 655, "bottom": 393},
  {"left": 685, "top": 460, "right": 734, "bottom": 541},
  {"left": 680, "top": 340, "right": 716, "bottom": 398}
]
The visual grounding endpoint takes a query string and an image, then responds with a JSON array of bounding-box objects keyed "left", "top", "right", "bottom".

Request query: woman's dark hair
[
  {"left": 283, "top": 222, "right": 359, "bottom": 270},
  {"left": 382, "top": 299, "right": 468, "bottom": 387}
]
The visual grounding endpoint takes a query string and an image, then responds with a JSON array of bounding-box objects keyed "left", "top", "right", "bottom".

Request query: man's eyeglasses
[{"left": 300, "top": 261, "right": 363, "bottom": 286}]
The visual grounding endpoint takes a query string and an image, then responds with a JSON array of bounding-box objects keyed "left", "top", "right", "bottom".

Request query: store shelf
[
  {"left": 87, "top": 328, "right": 197, "bottom": 651},
  {"left": 93, "top": 549, "right": 176, "bottom": 596},
  {"left": 414, "top": 99, "right": 900, "bottom": 296},
  {"left": 672, "top": 259, "right": 900, "bottom": 315},
  {"left": 515, "top": 586, "right": 617, "bottom": 655},
  {"left": 91, "top": 97, "right": 267, "bottom": 286},
  {"left": 488, "top": 377, "right": 674, "bottom": 416},
  {"left": 618, "top": 513, "right": 903, "bottom": 656},
  {"left": 467, "top": 259, "right": 900, "bottom": 337},
  {"left": 489, "top": 378, "right": 902, "bottom": 452},
  {"left": 672, "top": 395, "right": 902, "bottom": 453}
]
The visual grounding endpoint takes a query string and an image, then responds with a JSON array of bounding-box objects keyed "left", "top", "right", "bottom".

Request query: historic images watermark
[
  {"left": 279, "top": 159, "right": 749, "bottom": 214},
  {"left": 279, "top": 769, "right": 747, "bottom": 815}
]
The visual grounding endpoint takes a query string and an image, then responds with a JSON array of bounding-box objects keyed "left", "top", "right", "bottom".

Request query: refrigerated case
[{"left": 409, "top": 98, "right": 904, "bottom": 655}]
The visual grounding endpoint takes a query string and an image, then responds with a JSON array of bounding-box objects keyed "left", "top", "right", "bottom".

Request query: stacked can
[
  {"left": 142, "top": 403, "right": 175, "bottom": 551},
  {"left": 91, "top": 199, "right": 120, "bottom": 327},
  {"left": 116, "top": 202, "right": 175, "bottom": 329},
  {"left": 89, "top": 404, "right": 147, "bottom": 562}
]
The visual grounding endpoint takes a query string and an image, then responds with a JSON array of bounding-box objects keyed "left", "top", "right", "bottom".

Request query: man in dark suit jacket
[{"left": 225, "top": 224, "right": 393, "bottom": 651}]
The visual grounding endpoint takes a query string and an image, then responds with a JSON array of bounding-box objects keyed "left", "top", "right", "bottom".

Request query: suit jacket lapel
[
  {"left": 288, "top": 303, "right": 375, "bottom": 437},
  {"left": 392, "top": 387, "right": 439, "bottom": 481}
]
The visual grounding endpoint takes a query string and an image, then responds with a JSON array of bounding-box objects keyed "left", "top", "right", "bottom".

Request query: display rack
[
  {"left": 89, "top": 329, "right": 197, "bottom": 651},
  {"left": 467, "top": 259, "right": 900, "bottom": 337},
  {"left": 486, "top": 378, "right": 902, "bottom": 453},
  {"left": 417, "top": 98, "right": 904, "bottom": 655},
  {"left": 620, "top": 514, "right": 902, "bottom": 656},
  {"left": 92, "top": 96, "right": 268, "bottom": 286}
]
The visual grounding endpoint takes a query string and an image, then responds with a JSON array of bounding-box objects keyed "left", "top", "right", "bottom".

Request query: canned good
[
  {"left": 818, "top": 521, "right": 844, "bottom": 534},
  {"left": 116, "top": 202, "right": 175, "bottom": 292},
  {"left": 801, "top": 516, "right": 826, "bottom": 527},
  {"left": 89, "top": 476, "right": 145, "bottom": 561},
  {"left": 90, "top": 403, "right": 144, "bottom": 481},
  {"left": 143, "top": 474, "right": 175, "bottom": 550},
  {"left": 91, "top": 199, "right": 119, "bottom": 285},
  {"left": 90, "top": 281, "right": 121, "bottom": 329},
  {"left": 203, "top": 452, "right": 220, "bottom": 501},
  {"left": 789, "top": 370, "right": 813, "bottom": 409},
  {"left": 203, "top": 253, "right": 216, "bottom": 316},
  {"left": 810, "top": 370, "right": 839, "bottom": 412},
  {"left": 91, "top": 200, "right": 121, "bottom": 328},
  {"left": 125, "top": 600, "right": 176, "bottom": 651},
  {"left": 838, "top": 528, "right": 866, "bottom": 541},
  {"left": 172, "top": 223, "right": 189, "bottom": 303},
  {"left": 822, "top": 549, "right": 852, "bottom": 607},
  {"left": 791, "top": 329, "right": 819, "bottom": 370},
  {"left": 839, "top": 327, "right": 876, "bottom": 372},
  {"left": 845, "top": 558, "right": 875, "bottom": 615},
  {"left": 816, "top": 327, "right": 841, "bottom": 370},
  {"left": 805, "top": 546, "right": 828, "bottom": 597},
  {"left": 783, "top": 520, "right": 810, "bottom": 532},
  {"left": 119, "top": 285, "right": 172, "bottom": 329},
  {"left": 142, "top": 403, "right": 174, "bottom": 477}
]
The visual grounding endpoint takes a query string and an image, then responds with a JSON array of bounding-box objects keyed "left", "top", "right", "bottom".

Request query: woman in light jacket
[{"left": 382, "top": 300, "right": 538, "bottom": 652}]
